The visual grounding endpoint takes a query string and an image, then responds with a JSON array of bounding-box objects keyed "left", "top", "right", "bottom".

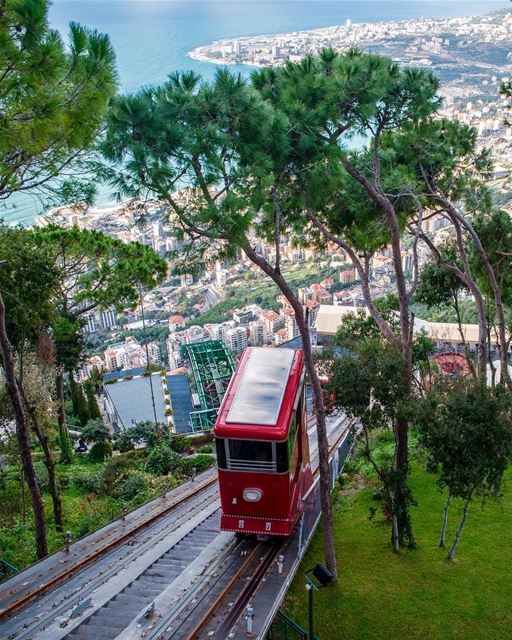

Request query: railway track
[
  {"left": 0, "top": 414, "right": 353, "bottom": 640},
  {"left": 0, "top": 472, "right": 220, "bottom": 639}
]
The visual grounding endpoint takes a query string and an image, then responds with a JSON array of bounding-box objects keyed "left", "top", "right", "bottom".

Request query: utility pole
[{"left": 139, "top": 287, "right": 158, "bottom": 425}]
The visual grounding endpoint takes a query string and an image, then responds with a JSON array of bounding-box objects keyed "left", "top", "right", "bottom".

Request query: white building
[
  {"left": 146, "top": 342, "right": 161, "bottom": 365},
  {"left": 225, "top": 326, "right": 248, "bottom": 352},
  {"left": 104, "top": 337, "right": 144, "bottom": 371},
  {"left": 260, "top": 310, "right": 283, "bottom": 334},
  {"left": 249, "top": 320, "right": 268, "bottom": 346},
  {"left": 168, "top": 314, "right": 186, "bottom": 332},
  {"left": 98, "top": 308, "right": 117, "bottom": 330},
  {"left": 281, "top": 308, "right": 299, "bottom": 341}
]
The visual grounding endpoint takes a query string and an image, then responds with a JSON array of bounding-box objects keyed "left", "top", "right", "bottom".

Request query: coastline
[{"left": 186, "top": 9, "right": 511, "bottom": 69}]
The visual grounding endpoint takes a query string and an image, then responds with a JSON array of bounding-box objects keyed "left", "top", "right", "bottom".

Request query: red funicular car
[{"left": 214, "top": 347, "right": 313, "bottom": 536}]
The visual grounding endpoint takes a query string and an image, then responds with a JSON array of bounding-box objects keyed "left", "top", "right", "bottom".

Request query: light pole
[
  {"left": 139, "top": 286, "right": 158, "bottom": 425},
  {"left": 304, "top": 562, "right": 334, "bottom": 640}
]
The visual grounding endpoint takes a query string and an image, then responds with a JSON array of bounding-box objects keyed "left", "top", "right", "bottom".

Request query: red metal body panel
[{"left": 214, "top": 347, "right": 313, "bottom": 537}]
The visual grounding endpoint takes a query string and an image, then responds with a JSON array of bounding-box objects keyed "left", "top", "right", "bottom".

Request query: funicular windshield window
[{"left": 229, "top": 439, "right": 272, "bottom": 462}]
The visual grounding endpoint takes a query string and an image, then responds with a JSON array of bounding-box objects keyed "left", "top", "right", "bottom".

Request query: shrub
[
  {"left": 170, "top": 435, "right": 192, "bottom": 453},
  {"left": 179, "top": 454, "right": 214, "bottom": 476},
  {"left": 197, "top": 445, "right": 213, "bottom": 454},
  {"left": 71, "top": 469, "right": 105, "bottom": 494},
  {"left": 165, "top": 408, "right": 172, "bottom": 416},
  {"left": 104, "top": 378, "right": 118, "bottom": 385},
  {"left": 81, "top": 418, "right": 111, "bottom": 444},
  {"left": 123, "top": 375, "right": 134, "bottom": 381},
  {"left": 145, "top": 444, "right": 180, "bottom": 475},
  {"left": 89, "top": 441, "right": 112, "bottom": 462},
  {"left": 34, "top": 463, "right": 49, "bottom": 492},
  {"left": 121, "top": 473, "right": 147, "bottom": 501},
  {"left": 115, "top": 432, "right": 135, "bottom": 453},
  {"left": 165, "top": 398, "right": 171, "bottom": 405}
]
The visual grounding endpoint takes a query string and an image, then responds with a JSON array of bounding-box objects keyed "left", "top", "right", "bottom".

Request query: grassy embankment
[{"left": 285, "top": 434, "right": 512, "bottom": 640}]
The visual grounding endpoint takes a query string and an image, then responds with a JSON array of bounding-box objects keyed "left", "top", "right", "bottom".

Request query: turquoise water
[{"left": 4, "top": 0, "right": 509, "bottom": 224}]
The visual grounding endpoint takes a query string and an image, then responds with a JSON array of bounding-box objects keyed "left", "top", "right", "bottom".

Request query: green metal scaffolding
[{"left": 181, "top": 340, "right": 235, "bottom": 430}]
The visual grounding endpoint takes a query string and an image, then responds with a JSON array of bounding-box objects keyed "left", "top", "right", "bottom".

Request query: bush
[
  {"left": 165, "top": 408, "right": 172, "bottom": 416},
  {"left": 121, "top": 473, "right": 147, "bottom": 501},
  {"left": 89, "top": 441, "right": 112, "bottom": 462},
  {"left": 115, "top": 432, "right": 135, "bottom": 453},
  {"left": 165, "top": 398, "right": 171, "bottom": 405},
  {"left": 179, "top": 454, "right": 214, "bottom": 477},
  {"left": 145, "top": 444, "right": 180, "bottom": 475},
  {"left": 123, "top": 375, "right": 134, "bottom": 381},
  {"left": 34, "top": 463, "right": 49, "bottom": 492},
  {"left": 170, "top": 435, "right": 192, "bottom": 453},
  {"left": 104, "top": 379, "right": 118, "bottom": 385},
  {"left": 81, "top": 419, "right": 111, "bottom": 444},
  {"left": 71, "top": 469, "right": 105, "bottom": 494},
  {"left": 197, "top": 445, "right": 213, "bottom": 454}
]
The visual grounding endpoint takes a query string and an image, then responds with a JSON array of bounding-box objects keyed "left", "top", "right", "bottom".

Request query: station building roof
[
  {"left": 105, "top": 373, "right": 167, "bottom": 429},
  {"left": 314, "top": 304, "right": 507, "bottom": 346}
]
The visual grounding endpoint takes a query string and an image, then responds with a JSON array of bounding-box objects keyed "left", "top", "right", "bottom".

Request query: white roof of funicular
[{"left": 226, "top": 348, "right": 295, "bottom": 426}]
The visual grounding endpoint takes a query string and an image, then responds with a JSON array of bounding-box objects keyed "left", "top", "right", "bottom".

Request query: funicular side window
[
  {"left": 216, "top": 438, "right": 227, "bottom": 469},
  {"left": 276, "top": 414, "right": 297, "bottom": 473},
  {"left": 276, "top": 385, "right": 304, "bottom": 474}
]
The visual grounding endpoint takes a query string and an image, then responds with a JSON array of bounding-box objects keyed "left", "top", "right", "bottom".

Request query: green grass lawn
[{"left": 285, "top": 466, "right": 512, "bottom": 640}]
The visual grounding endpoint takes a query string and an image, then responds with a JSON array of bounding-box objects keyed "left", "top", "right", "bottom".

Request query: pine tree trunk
[
  {"left": 297, "top": 310, "right": 338, "bottom": 579},
  {"left": 243, "top": 243, "right": 338, "bottom": 580},
  {"left": 307, "top": 206, "right": 413, "bottom": 545},
  {"left": 446, "top": 205, "right": 508, "bottom": 384},
  {"left": 389, "top": 222, "right": 413, "bottom": 546},
  {"left": 439, "top": 494, "right": 451, "bottom": 548},
  {"left": 447, "top": 493, "right": 472, "bottom": 560},
  {"left": 389, "top": 488, "right": 400, "bottom": 552},
  {"left": 19, "top": 381, "right": 63, "bottom": 532},
  {"left": 20, "top": 469, "right": 26, "bottom": 522},
  {"left": 56, "top": 369, "right": 73, "bottom": 464},
  {"left": 0, "top": 293, "right": 48, "bottom": 558}
]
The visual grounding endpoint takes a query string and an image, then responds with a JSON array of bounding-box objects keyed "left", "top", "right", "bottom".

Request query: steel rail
[
  {"left": 0, "top": 474, "right": 218, "bottom": 622},
  {"left": 180, "top": 542, "right": 268, "bottom": 640},
  {"left": 210, "top": 540, "right": 283, "bottom": 639},
  {"left": 7, "top": 498, "right": 221, "bottom": 640}
]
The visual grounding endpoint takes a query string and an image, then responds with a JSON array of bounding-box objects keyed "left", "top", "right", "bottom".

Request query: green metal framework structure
[{"left": 181, "top": 340, "right": 235, "bottom": 430}]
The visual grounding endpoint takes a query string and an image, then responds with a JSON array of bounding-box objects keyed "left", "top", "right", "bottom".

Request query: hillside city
[
  {"left": 3, "top": 2, "right": 512, "bottom": 639},
  {"left": 36, "top": 199, "right": 435, "bottom": 379},
  {"left": 34, "top": 9, "right": 512, "bottom": 408},
  {"left": 192, "top": 9, "right": 512, "bottom": 181}
]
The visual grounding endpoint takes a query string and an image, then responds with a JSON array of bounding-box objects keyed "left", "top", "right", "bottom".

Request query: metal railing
[
  {"left": 0, "top": 559, "right": 19, "bottom": 580},
  {"left": 266, "top": 612, "right": 319, "bottom": 640}
]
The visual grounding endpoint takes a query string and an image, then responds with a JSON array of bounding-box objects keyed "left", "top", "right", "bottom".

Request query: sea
[{"left": 3, "top": 0, "right": 510, "bottom": 225}]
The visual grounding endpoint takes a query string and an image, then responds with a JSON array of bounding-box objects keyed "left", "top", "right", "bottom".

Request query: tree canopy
[{"left": 0, "top": 0, "right": 117, "bottom": 208}]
